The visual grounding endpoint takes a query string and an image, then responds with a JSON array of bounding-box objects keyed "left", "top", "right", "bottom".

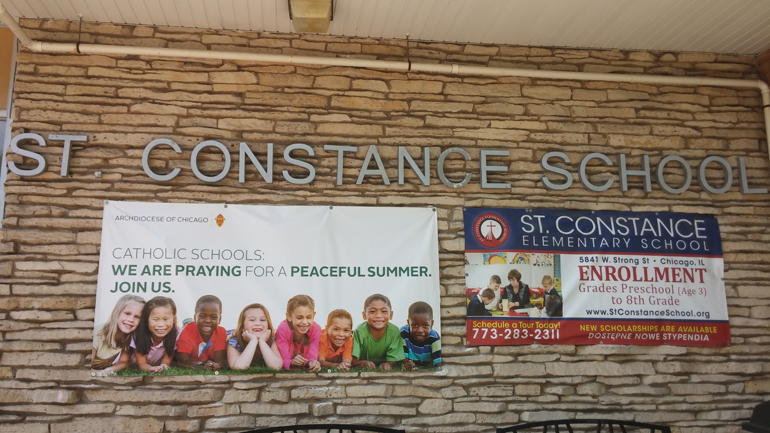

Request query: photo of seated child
[
  {"left": 276, "top": 294, "right": 322, "bottom": 372},
  {"left": 542, "top": 275, "right": 560, "bottom": 299},
  {"left": 227, "top": 303, "right": 283, "bottom": 370},
  {"left": 176, "top": 295, "right": 227, "bottom": 371},
  {"left": 318, "top": 309, "right": 354, "bottom": 371},
  {"left": 400, "top": 301, "right": 441, "bottom": 368},
  {"left": 542, "top": 294, "right": 563, "bottom": 318},
  {"left": 467, "top": 288, "right": 496, "bottom": 317},
  {"left": 485, "top": 275, "right": 503, "bottom": 311},
  {"left": 91, "top": 294, "right": 145, "bottom": 376},
  {"left": 130, "top": 296, "right": 179, "bottom": 373},
  {"left": 352, "top": 294, "right": 406, "bottom": 371}
]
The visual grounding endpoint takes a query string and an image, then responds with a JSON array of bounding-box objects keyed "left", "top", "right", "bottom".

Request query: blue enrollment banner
[
  {"left": 463, "top": 207, "right": 730, "bottom": 347},
  {"left": 464, "top": 208, "right": 722, "bottom": 257}
]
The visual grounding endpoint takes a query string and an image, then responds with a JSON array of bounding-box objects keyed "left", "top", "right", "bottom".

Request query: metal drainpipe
[{"left": 1, "top": 1, "right": 769, "bottom": 170}]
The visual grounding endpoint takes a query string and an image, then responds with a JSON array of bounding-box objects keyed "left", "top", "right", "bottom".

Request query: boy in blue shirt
[{"left": 400, "top": 301, "right": 441, "bottom": 368}]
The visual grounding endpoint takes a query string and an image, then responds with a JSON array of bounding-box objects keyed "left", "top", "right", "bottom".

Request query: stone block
[
  {"left": 571, "top": 107, "right": 636, "bottom": 118},
  {"left": 522, "top": 85, "right": 572, "bottom": 100},
  {"left": 0, "top": 389, "right": 79, "bottom": 405},
  {"left": 210, "top": 71, "right": 257, "bottom": 84},
  {"left": 607, "top": 89, "right": 650, "bottom": 101},
  {"left": 84, "top": 389, "right": 222, "bottom": 404},
  {"left": 315, "top": 76, "right": 351, "bottom": 90},
  {"left": 316, "top": 123, "right": 382, "bottom": 136},
  {"left": 312, "top": 402, "right": 334, "bottom": 416},
  {"left": 493, "top": 362, "right": 546, "bottom": 377},
  {"left": 576, "top": 382, "right": 605, "bottom": 396},
  {"left": 290, "top": 386, "right": 346, "bottom": 399},
  {"left": 444, "top": 364, "right": 493, "bottom": 377},
  {"left": 404, "top": 413, "right": 475, "bottom": 425},
  {"left": 116, "top": 404, "right": 185, "bottom": 416},
  {"left": 164, "top": 420, "right": 200, "bottom": 432},
  {"left": 444, "top": 83, "right": 521, "bottom": 97},
  {"left": 418, "top": 398, "right": 452, "bottom": 414},
  {"left": 222, "top": 389, "right": 258, "bottom": 403},
  {"left": 187, "top": 403, "right": 240, "bottom": 418},
  {"left": 527, "top": 104, "right": 570, "bottom": 116},
  {"left": 0, "top": 424, "right": 48, "bottom": 433},
  {"left": 454, "top": 401, "right": 506, "bottom": 412},
  {"left": 337, "top": 405, "right": 415, "bottom": 415},
  {"left": 332, "top": 96, "right": 407, "bottom": 111},
  {"left": 218, "top": 118, "right": 275, "bottom": 131},
  {"left": 515, "top": 384, "right": 541, "bottom": 396},
  {"left": 546, "top": 362, "right": 655, "bottom": 376},
  {"left": 669, "top": 383, "right": 726, "bottom": 394},
  {"left": 51, "top": 417, "right": 163, "bottom": 433},
  {"left": 258, "top": 73, "right": 314, "bottom": 87},
  {"left": 346, "top": 385, "right": 391, "bottom": 397},
  {"left": 5, "top": 329, "right": 92, "bottom": 341},
  {"left": 608, "top": 134, "right": 685, "bottom": 149},
  {"left": 240, "top": 402, "right": 309, "bottom": 415},
  {"left": 204, "top": 416, "right": 256, "bottom": 430},
  {"left": 1, "top": 352, "right": 81, "bottom": 367},
  {"left": 391, "top": 80, "right": 443, "bottom": 94},
  {"left": 261, "top": 388, "right": 290, "bottom": 402}
]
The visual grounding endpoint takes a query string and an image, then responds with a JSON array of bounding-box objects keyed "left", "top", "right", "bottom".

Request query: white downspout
[{"left": 1, "top": 1, "right": 769, "bottom": 169}]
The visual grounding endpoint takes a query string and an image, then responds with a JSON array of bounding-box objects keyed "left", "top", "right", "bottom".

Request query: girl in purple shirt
[{"left": 131, "top": 296, "right": 179, "bottom": 373}]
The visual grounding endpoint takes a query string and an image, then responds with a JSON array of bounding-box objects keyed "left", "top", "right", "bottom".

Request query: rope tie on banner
[
  {"left": 406, "top": 33, "right": 411, "bottom": 71},
  {"left": 75, "top": 15, "right": 82, "bottom": 53}
]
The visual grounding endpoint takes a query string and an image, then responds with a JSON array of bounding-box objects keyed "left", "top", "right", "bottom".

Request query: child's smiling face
[
  {"left": 363, "top": 299, "right": 392, "bottom": 331},
  {"left": 244, "top": 307, "right": 269, "bottom": 337},
  {"left": 287, "top": 305, "right": 315, "bottom": 335},
  {"left": 195, "top": 302, "right": 221, "bottom": 338},
  {"left": 489, "top": 280, "right": 500, "bottom": 291},
  {"left": 148, "top": 305, "right": 175, "bottom": 340},
  {"left": 118, "top": 301, "right": 144, "bottom": 335},
  {"left": 327, "top": 317, "right": 352, "bottom": 349},
  {"left": 408, "top": 313, "right": 433, "bottom": 343}
]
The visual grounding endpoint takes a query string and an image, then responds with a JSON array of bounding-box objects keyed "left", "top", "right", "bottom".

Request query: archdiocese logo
[
  {"left": 473, "top": 213, "right": 508, "bottom": 248},
  {"left": 215, "top": 214, "right": 225, "bottom": 227}
]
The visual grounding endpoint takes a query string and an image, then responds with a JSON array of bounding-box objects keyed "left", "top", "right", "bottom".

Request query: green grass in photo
[{"left": 114, "top": 363, "right": 439, "bottom": 376}]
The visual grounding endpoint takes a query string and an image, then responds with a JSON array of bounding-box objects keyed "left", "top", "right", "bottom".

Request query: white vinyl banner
[{"left": 94, "top": 201, "right": 440, "bottom": 350}]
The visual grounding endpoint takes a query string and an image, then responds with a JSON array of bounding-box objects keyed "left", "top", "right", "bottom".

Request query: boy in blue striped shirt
[{"left": 400, "top": 301, "right": 441, "bottom": 368}]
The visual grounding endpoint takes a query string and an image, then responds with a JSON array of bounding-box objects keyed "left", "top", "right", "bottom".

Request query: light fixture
[{"left": 288, "top": 0, "right": 334, "bottom": 33}]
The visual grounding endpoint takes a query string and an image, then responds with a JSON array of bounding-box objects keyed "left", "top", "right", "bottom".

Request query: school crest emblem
[
  {"left": 473, "top": 213, "right": 508, "bottom": 248},
  {"left": 215, "top": 214, "right": 225, "bottom": 227}
]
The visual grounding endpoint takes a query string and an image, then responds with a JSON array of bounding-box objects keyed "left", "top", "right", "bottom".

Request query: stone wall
[{"left": 1, "top": 19, "right": 769, "bottom": 433}]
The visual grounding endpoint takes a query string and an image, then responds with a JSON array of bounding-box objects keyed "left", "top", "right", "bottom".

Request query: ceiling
[{"left": 2, "top": 0, "right": 770, "bottom": 55}]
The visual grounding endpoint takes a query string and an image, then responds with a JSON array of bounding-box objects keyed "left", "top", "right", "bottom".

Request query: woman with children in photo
[
  {"left": 466, "top": 268, "right": 563, "bottom": 318},
  {"left": 92, "top": 293, "right": 442, "bottom": 376}
]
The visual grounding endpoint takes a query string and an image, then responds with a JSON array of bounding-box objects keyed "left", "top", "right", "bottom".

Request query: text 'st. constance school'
[{"left": 0, "top": 1, "right": 769, "bottom": 432}]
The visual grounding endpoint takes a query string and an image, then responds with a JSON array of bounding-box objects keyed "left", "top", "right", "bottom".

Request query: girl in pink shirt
[{"left": 275, "top": 294, "right": 321, "bottom": 371}]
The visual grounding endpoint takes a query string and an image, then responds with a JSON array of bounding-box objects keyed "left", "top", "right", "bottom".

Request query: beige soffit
[{"left": 2, "top": 0, "right": 770, "bottom": 55}]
